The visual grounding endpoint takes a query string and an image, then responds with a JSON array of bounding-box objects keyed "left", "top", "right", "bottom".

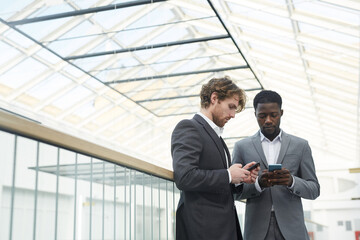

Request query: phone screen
[{"left": 268, "top": 164, "right": 282, "bottom": 172}]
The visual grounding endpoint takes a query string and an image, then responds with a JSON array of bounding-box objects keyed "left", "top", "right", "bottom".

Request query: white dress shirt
[{"left": 255, "top": 130, "right": 295, "bottom": 192}]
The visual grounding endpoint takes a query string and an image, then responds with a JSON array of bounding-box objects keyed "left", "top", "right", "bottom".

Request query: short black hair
[{"left": 253, "top": 90, "right": 282, "bottom": 109}]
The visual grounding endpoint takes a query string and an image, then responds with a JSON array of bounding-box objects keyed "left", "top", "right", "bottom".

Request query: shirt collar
[
  {"left": 197, "top": 112, "right": 224, "bottom": 137},
  {"left": 260, "top": 129, "right": 282, "bottom": 142}
]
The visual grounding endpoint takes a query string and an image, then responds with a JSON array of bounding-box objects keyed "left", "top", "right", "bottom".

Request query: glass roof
[{"left": 0, "top": 0, "right": 359, "bottom": 181}]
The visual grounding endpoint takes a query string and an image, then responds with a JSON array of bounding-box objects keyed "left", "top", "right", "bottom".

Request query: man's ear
[
  {"left": 210, "top": 92, "right": 218, "bottom": 104},
  {"left": 280, "top": 109, "right": 284, "bottom": 116}
]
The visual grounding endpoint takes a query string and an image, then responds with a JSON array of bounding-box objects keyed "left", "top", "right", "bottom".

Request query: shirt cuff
[
  {"left": 255, "top": 176, "right": 264, "bottom": 192},
  {"left": 227, "top": 169, "right": 244, "bottom": 186},
  {"left": 227, "top": 169, "right": 232, "bottom": 184},
  {"left": 287, "top": 175, "right": 295, "bottom": 189}
]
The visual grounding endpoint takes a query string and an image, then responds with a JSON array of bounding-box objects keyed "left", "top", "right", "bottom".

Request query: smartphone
[
  {"left": 246, "top": 162, "right": 260, "bottom": 171},
  {"left": 268, "top": 164, "right": 282, "bottom": 172}
]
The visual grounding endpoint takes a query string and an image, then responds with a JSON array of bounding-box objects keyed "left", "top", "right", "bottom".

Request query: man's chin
[{"left": 262, "top": 129, "right": 275, "bottom": 136}]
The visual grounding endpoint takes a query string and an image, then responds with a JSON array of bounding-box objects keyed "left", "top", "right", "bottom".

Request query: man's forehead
[{"left": 256, "top": 102, "right": 281, "bottom": 111}]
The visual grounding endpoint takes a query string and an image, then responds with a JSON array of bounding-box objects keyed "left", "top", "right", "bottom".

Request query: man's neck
[
  {"left": 262, "top": 130, "right": 281, "bottom": 142},
  {"left": 200, "top": 108, "right": 212, "bottom": 121}
]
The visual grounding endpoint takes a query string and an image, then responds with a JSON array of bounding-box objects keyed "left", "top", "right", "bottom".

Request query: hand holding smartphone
[{"left": 246, "top": 162, "right": 260, "bottom": 171}]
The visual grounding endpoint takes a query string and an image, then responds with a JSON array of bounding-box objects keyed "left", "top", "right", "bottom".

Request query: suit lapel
[
  {"left": 251, "top": 131, "right": 268, "bottom": 168},
  {"left": 276, "top": 131, "right": 290, "bottom": 164},
  {"left": 220, "top": 137, "right": 231, "bottom": 167},
  {"left": 193, "top": 114, "right": 228, "bottom": 168}
]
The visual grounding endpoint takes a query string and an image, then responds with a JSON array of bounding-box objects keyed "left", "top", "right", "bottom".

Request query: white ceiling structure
[{"left": 0, "top": 0, "right": 359, "bottom": 200}]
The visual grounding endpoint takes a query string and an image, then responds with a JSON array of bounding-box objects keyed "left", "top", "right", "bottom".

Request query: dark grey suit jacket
[
  {"left": 171, "top": 114, "right": 242, "bottom": 240},
  {"left": 232, "top": 131, "right": 320, "bottom": 240}
]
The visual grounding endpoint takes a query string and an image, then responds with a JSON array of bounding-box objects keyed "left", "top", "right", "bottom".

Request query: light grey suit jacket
[{"left": 232, "top": 131, "right": 320, "bottom": 240}]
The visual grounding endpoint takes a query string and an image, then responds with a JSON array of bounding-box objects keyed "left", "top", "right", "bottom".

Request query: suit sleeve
[
  {"left": 171, "top": 120, "right": 230, "bottom": 194},
  {"left": 290, "top": 141, "right": 320, "bottom": 200},
  {"left": 232, "top": 141, "right": 261, "bottom": 199}
]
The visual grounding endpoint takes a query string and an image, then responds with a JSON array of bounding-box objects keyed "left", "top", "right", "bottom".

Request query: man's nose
[{"left": 265, "top": 115, "right": 271, "bottom": 123}]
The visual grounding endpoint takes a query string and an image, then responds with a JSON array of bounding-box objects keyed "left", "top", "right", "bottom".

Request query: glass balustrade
[{"left": 0, "top": 130, "right": 180, "bottom": 240}]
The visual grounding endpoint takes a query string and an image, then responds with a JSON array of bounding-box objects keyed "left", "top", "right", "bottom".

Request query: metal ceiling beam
[
  {"left": 0, "top": 18, "right": 159, "bottom": 117},
  {"left": 206, "top": 0, "right": 263, "bottom": 90},
  {"left": 156, "top": 105, "right": 254, "bottom": 117},
  {"left": 107, "top": 65, "right": 248, "bottom": 84},
  {"left": 64, "top": 34, "right": 229, "bottom": 60},
  {"left": 136, "top": 94, "right": 198, "bottom": 103},
  {"left": 7, "top": 0, "right": 167, "bottom": 25},
  {"left": 157, "top": 112, "right": 197, "bottom": 117},
  {"left": 136, "top": 87, "right": 261, "bottom": 103}
]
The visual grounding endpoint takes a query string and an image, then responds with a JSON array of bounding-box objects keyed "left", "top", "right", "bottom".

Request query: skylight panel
[
  {"left": 71, "top": 55, "right": 109, "bottom": 72},
  {"left": 131, "top": 46, "right": 164, "bottom": 62},
  {"left": 74, "top": 101, "right": 98, "bottom": 118},
  {"left": 232, "top": 78, "right": 258, "bottom": 90},
  {"left": 71, "top": 0, "right": 98, "bottom": 9},
  {"left": 63, "top": 64, "right": 85, "bottom": 78},
  {"left": 174, "top": 1, "right": 214, "bottom": 18},
  {"left": 207, "top": 39, "right": 238, "bottom": 53},
  {"left": 298, "top": 22, "right": 358, "bottom": 45},
  {"left": 92, "top": 6, "right": 140, "bottom": 30},
  {"left": 49, "top": 35, "right": 99, "bottom": 57},
  {"left": 4, "top": 29, "right": 34, "bottom": 48},
  {"left": 27, "top": 73, "right": 73, "bottom": 100},
  {"left": 84, "top": 78, "right": 106, "bottom": 91},
  {"left": 0, "top": 41, "right": 20, "bottom": 66},
  {"left": 172, "top": 57, "right": 210, "bottom": 73},
  {"left": 95, "top": 106, "right": 124, "bottom": 125},
  {"left": 18, "top": 17, "right": 71, "bottom": 40},
  {"left": 35, "top": 48, "right": 61, "bottom": 64},
  {"left": 46, "top": 24, "right": 98, "bottom": 57},
  {"left": 127, "top": 5, "right": 175, "bottom": 29},
  {"left": 294, "top": 1, "right": 359, "bottom": 24},
  {"left": 239, "top": 25, "right": 296, "bottom": 45},
  {"left": 94, "top": 70, "right": 123, "bottom": 84},
  {"left": 157, "top": 42, "right": 202, "bottom": 62},
  {"left": 88, "top": 38, "right": 121, "bottom": 55},
  {"left": 269, "top": 0, "right": 286, "bottom": 4},
  {"left": 189, "top": 16, "right": 224, "bottom": 33},
  {"left": 223, "top": 2, "right": 254, "bottom": 14},
  {"left": 115, "top": 26, "right": 154, "bottom": 46},
  {"left": 0, "top": 58, "right": 47, "bottom": 88},
  {"left": 54, "top": 20, "right": 93, "bottom": 42},
  {"left": 299, "top": 35, "right": 357, "bottom": 58},
  {"left": 148, "top": 61, "right": 173, "bottom": 72},
  {"left": 52, "top": 85, "right": 93, "bottom": 110},
  {"left": 249, "top": 41, "right": 298, "bottom": 57},
  {"left": 0, "top": 0, "right": 33, "bottom": 20},
  {"left": 228, "top": 2, "right": 292, "bottom": 29},
  {"left": 118, "top": 52, "right": 145, "bottom": 66},
  {"left": 146, "top": 25, "right": 189, "bottom": 45},
  {"left": 27, "top": 1, "right": 73, "bottom": 18}
]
